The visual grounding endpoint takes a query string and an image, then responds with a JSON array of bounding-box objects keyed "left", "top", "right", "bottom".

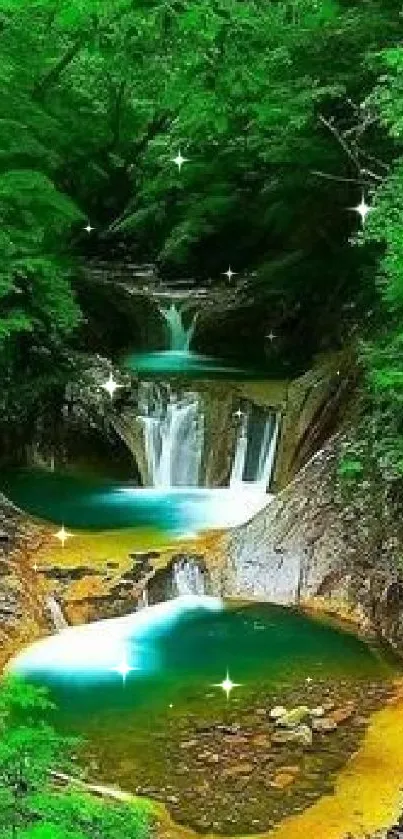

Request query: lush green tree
[{"left": 0, "top": 0, "right": 402, "bottom": 444}]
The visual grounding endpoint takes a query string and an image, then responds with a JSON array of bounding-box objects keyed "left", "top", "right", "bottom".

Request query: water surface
[
  {"left": 10, "top": 598, "right": 398, "bottom": 834},
  {"left": 122, "top": 349, "right": 274, "bottom": 379},
  {"left": 0, "top": 467, "right": 270, "bottom": 534}
]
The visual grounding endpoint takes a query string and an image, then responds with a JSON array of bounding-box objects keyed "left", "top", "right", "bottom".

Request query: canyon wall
[{"left": 216, "top": 435, "right": 403, "bottom": 648}]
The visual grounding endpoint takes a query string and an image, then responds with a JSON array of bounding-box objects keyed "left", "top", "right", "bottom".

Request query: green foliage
[
  {"left": 0, "top": 0, "right": 401, "bottom": 445},
  {"left": 337, "top": 455, "right": 364, "bottom": 481},
  {"left": 352, "top": 43, "right": 403, "bottom": 479},
  {"left": 29, "top": 791, "right": 152, "bottom": 839},
  {"left": 0, "top": 678, "right": 152, "bottom": 839}
]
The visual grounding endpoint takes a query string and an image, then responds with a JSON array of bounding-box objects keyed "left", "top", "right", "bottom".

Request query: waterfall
[
  {"left": 230, "top": 414, "right": 248, "bottom": 486},
  {"left": 137, "top": 589, "right": 149, "bottom": 609},
  {"left": 231, "top": 410, "right": 280, "bottom": 491},
  {"left": 161, "top": 303, "right": 197, "bottom": 351},
  {"left": 45, "top": 595, "right": 68, "bottom": 633},
  {"left": 256, "top": 412, "right": 281, "bottom": 488},
  {"left": 136, "top": 382, "right": 280, "bottom": 491},
  {"left": 138, "top": 383, "right": 203, "bottom": 487},
  {"left": 172, "top": 558, "right": 206, "bottom": 596}
]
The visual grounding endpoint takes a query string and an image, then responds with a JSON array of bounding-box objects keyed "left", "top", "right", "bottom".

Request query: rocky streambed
[{"left": 84, "top": 676, "right": 393, "bottom": 836}]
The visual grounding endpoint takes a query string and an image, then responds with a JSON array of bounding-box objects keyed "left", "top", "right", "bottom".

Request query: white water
[
  {"left": 45, "top": 595, "right": 68, "bottom": 633},
  {"left": 161, "top": 303, "right": 198, "bottom": 351},
  {"left": 230, "top": 410, "right": 280, "bottom": 491},
  {"left": 8, "top": 595, "right": 223, "bottom": 678},
  {"left": 117, "top": 486, "right": 271, "bottom": 530},
  {"left": 138, "top": 383, "right": 203, "bottom": 488},
  {"left": 230, "top": 414, "right": 249, "bottom": 487},
  {"left": 256, "top": 412, "right": 281, "bottom": 489},
  {"left": 137, "top": 382, "right": 281, "bottom": 493},
  {"left": 173, "top": 558, "right": 206, "bottom": 596}
]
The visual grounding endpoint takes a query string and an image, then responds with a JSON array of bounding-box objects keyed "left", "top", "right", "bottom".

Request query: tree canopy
[{"left": 0, "top": 0, "right": 403, "bottom": 466}]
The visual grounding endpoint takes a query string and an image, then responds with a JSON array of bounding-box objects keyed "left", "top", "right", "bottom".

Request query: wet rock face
[
  {"left": 0, "top": 495, "right": 49, "bottom": 663},
  {"left": 222, "top": 435, "right": 403, "bottom": 648}
]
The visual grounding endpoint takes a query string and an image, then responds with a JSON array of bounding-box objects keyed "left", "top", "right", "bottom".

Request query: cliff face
[
  {"left": 220, "top": 436, "right": 403, "bottom": 648},
  {"left": 0, "top": 495, "right": 50, "bottom": 668}
]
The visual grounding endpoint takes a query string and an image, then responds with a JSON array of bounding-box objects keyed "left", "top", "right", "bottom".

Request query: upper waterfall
[{"left": 161, "top": 303, "right": 197, "bottom": 351}]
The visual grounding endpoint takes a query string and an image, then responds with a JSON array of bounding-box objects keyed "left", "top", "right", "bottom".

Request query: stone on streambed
[
  {"left": 310, "top": 706, "right": 325, "bottom": 718},
  {"left": 275, "top": 706, "right": 311, "bottom": 728},
  {"left": 270, "top": 706, "right": 288, "bottom": 720},
  {"left": 312, "top": 717, "right": 338, "bottom": 733},
  {"left": 222, "top": 762, "right": 254, "bottom": 778},
  {"left": 268, "top": 766, "right": 301, "bottom": 789},
  {"left": 272, "top": 724, "right": 313, "bottom": 748}
]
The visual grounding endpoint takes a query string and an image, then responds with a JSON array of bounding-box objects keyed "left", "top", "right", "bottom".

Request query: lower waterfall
[{"left": 172, "top": 557, "right": 206, "bottom": 596}]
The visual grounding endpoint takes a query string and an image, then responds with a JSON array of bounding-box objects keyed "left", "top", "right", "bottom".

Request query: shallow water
[{"left": 10, "top": 598, "right": 399, "bottom": 834}]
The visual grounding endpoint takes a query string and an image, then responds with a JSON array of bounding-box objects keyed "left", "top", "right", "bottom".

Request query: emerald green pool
[
  {"left": 10, "top": 597, "right": 398, "bottom": 835},
  {"left": 0, "top": 468, "right": 269, "bottom": 532}
]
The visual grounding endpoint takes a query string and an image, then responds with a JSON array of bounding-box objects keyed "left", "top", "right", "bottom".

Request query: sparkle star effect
[
  {"left": 84, "top": 222, "right": 95, "bottom": 233},
  {"left": 233, "top": 408, "right": 244, "bottom": 419},
  {"left": 213, "top": 671, "right": 241, "bottom": 699},
  {"left": 223, "top": 266, "right": 237, "bottom": 282},
  {"left": 111, "top": 654, "right": 135, "bottom": 683},
  {"left": 351, "top": 194, "right": 372, "bottom": 225},
  {"left": 172, "top": 150, "right": 188, "bottom": 172},
  {"left": 55, "top": 525, "right": 72, "bottom": 548},
  {"left": 101, "top": 373, "right": 122, "bottom": 399},
  {"left": 266, "top": 331, "right": 276, "bottom": 342}
]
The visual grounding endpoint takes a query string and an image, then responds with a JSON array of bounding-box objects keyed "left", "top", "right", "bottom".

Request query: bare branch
[
  {"left": 310, "top": 170, "right": 367, "bottom": 185},
  {"left": 319, "top": 113, "right": 361, "bottom": 171}
]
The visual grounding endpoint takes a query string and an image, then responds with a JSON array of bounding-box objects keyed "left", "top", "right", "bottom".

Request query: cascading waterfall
[
  {"left": 136, "top": 382, "right": 280, "bottom": 492},
  {"left": 138, "top": 382, "right": 204, "bottom": 487},
  {"left": 161, "top": 303, "right": 198, "bottom": 351},
  {"left": 230, "top": 409, "right": 280, "bottom": 491},
  {"left": 172, "top": 558, "right": 206, "bottom": 596}
]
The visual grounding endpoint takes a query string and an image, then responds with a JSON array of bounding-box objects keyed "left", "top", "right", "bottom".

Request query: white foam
[
  {"left": 8, "top": 595, "right": 223, "bottom": 679},
  {"left": 116, "top": 486, "right": 271, "bottom": 530}
]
